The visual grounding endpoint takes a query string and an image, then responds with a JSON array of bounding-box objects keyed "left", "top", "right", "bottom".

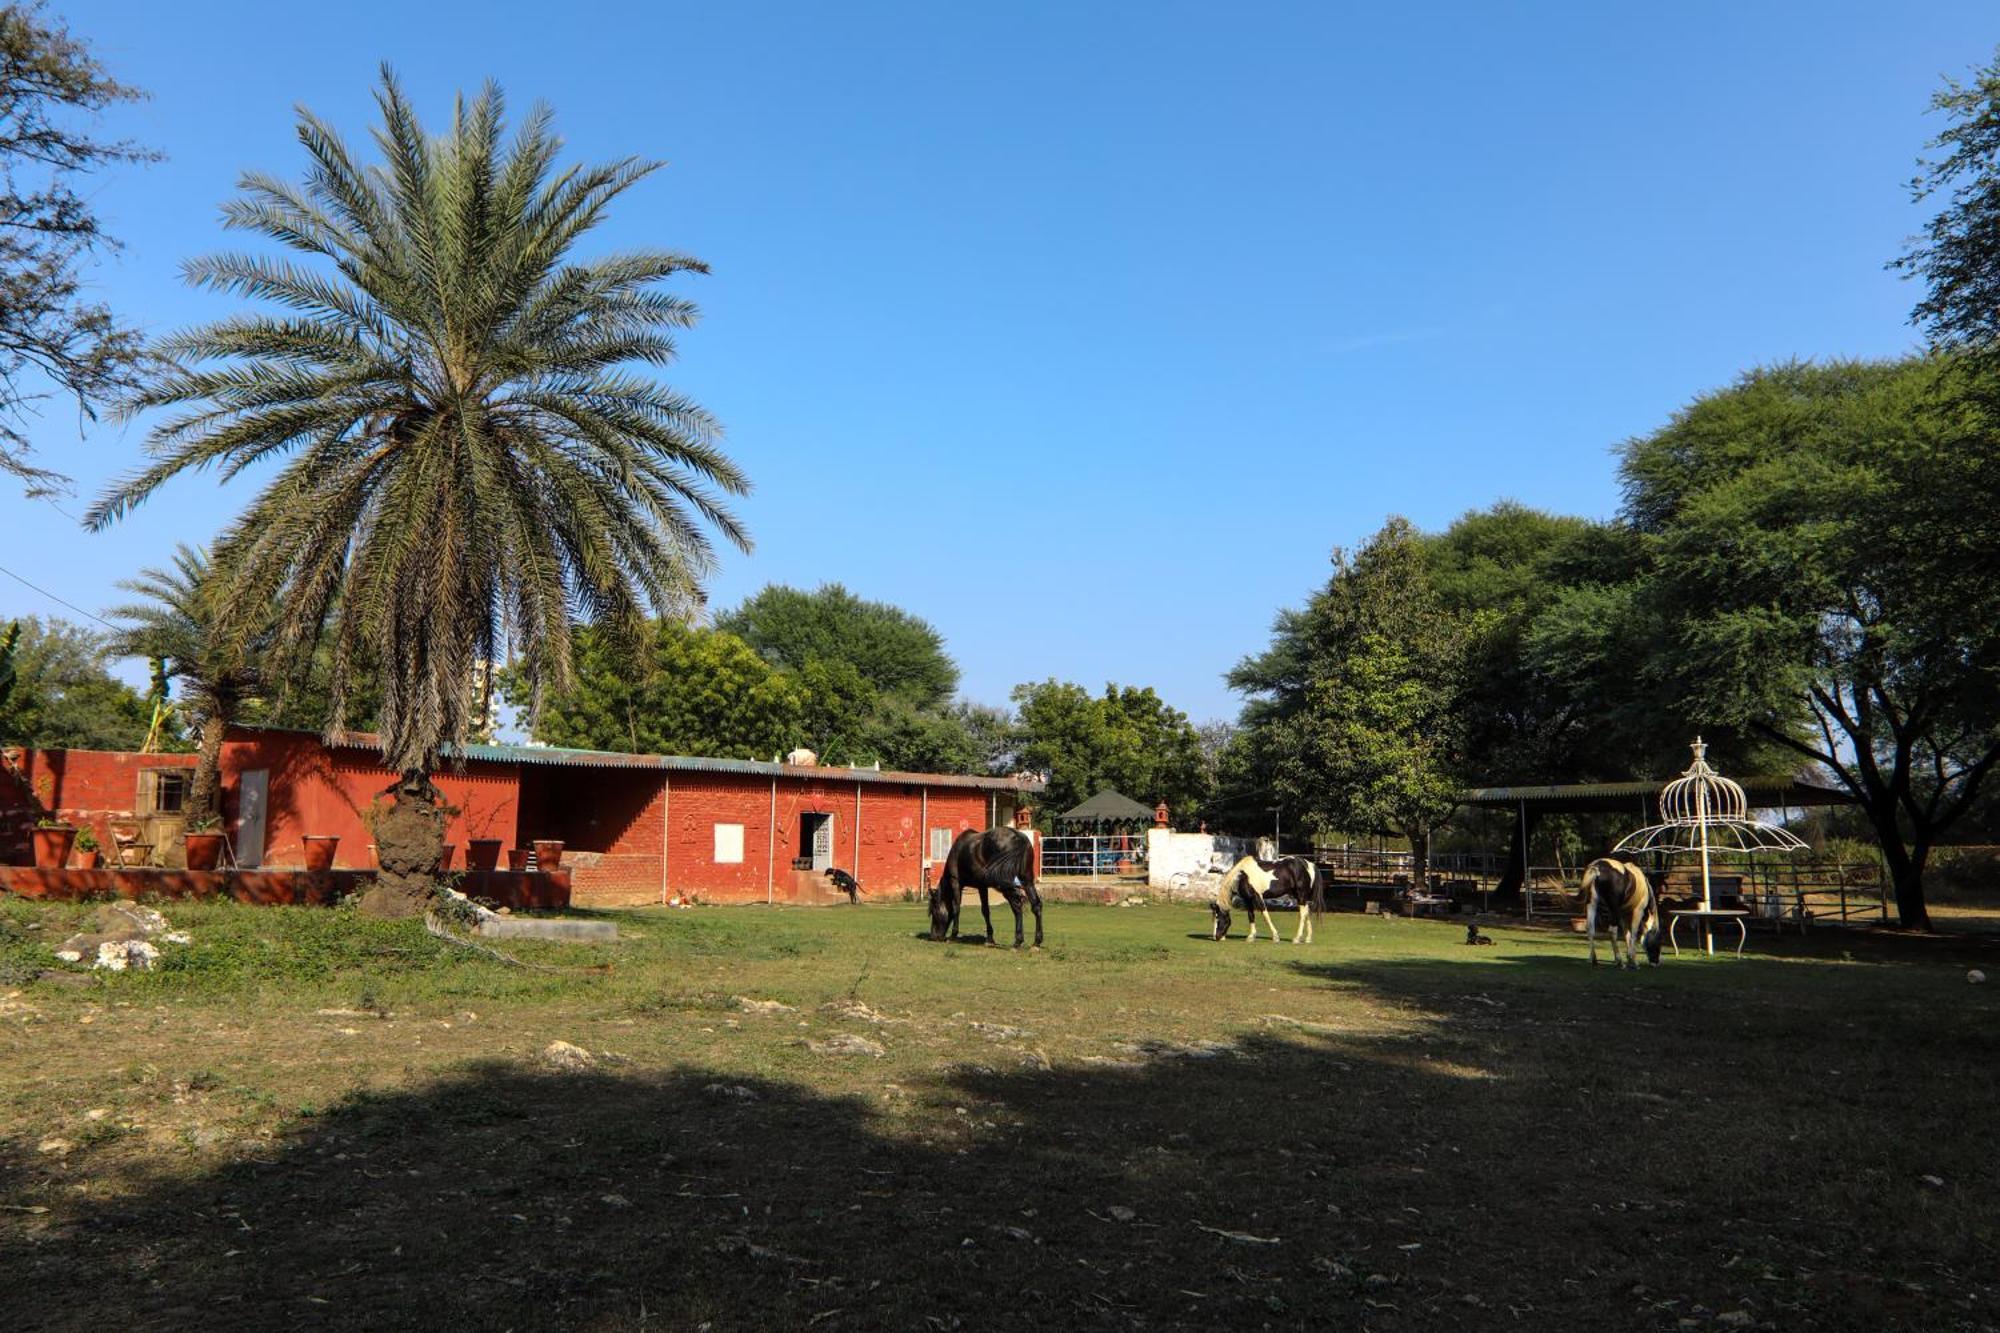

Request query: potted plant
[
  {"left": 532, "top": 838, "right": 564, "bottom": 870},
  {"left": 74, "top": 826, "right": 102, "bottom": 870},
  {"left": 32, "top": 816, "right": 76, "bottom": 869},
  {"left": 184, "top": 816, "right": 226, "bottom": 872},
  {"left": 466, "top": 838, "right": 503, "bottom": 873},
  {"left": 302, "top": 834, "right": 340, "bottom": 872},
  {"left": 505, "top": 847, "right": 529, "bottom": 871}
]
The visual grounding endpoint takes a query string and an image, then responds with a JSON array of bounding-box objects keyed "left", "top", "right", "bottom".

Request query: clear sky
[{"left": 3, "top": 2, "right": 1993, "bottom": 724}]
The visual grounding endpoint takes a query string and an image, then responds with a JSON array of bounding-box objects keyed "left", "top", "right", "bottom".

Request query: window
[
  {"left": 714, "top": 823, "right": 745, "bottom": 864},
  {"left": 930, "top": 827, "right": 952, "bottom": 862},
  {"left": 137, "top": 769, "right": 189, "bottom": 816}
]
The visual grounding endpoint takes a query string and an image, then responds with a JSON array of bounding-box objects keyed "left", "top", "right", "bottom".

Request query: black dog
[{"left": 825, "top": 868, "right": 861, "bottom": 904}]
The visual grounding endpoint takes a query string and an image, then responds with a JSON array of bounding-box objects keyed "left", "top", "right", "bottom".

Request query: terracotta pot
[
  {"left": 31, "top": 826, "right": 76, "bottom": 869},
  {"left": 184, "top": 832, "right": 225, "bottom": 872},
  {"left": 76, "top": 849, "right": 102, "bottom": 870},
  {"left": 506, "top": 847, "right": 528, "bottom": 871},
  {"left": 532, "top": 839, "right": 564, "bottom": 870},
  {"left": 438, "top": 843, "right": 457, "bottom": 872},
  {"left": 302, "top": 835, "right": 340, "bottom": 872},
  {"left": 467, "top": 839, "right": 503, "bottom": 873}
]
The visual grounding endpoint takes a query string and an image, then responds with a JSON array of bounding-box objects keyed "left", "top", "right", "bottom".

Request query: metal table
[{"left": 1668, "top": 908, "right": 1748, "bottom": 958}]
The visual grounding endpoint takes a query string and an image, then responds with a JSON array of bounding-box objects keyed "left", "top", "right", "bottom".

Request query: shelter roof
[
  {"left": 1058, "top": 789, "right": 1155, "bottom": 822},
  {"left": 1459, "top": 777, "right": 1851, "bottom": 815}
]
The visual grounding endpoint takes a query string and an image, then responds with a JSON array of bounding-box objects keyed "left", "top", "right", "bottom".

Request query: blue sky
[{"left": 3, "top": 2, "right": 1992, "bottom": 724}]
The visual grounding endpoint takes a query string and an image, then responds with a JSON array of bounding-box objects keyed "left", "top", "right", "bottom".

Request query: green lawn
[{"left": 2, "top": 895, "right": 1995, "bottom": 1330}]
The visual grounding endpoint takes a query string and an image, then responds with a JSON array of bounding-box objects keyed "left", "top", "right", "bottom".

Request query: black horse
[{"left": 928, "top": 827, "right": 1044, "bottom": 948}]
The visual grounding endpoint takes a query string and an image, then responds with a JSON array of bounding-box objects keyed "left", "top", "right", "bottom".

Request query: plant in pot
[
  {"left": 32, "top": 815, "right": 77, "bottom": 869},
  {"left": 73, "top": 826, "right": 102, "bottom": 870},
  {"left": 466, "top": 838, "right": 504, "bottom": 873},
  {"left": 183, "top": 816, "right": 226, "bottom": 871}
]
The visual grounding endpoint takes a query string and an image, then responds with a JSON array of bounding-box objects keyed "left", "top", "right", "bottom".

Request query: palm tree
[
  {"left": 102, "top": 545, "right": 260, "bottom": 827},
  {"left": 88, "top": 71, "right": 750, "bottom": 911}
]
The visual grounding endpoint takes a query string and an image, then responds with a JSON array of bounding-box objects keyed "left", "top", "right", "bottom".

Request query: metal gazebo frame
[{"left": 1614, "top": 736, "right": 1808, "bottom": 914}]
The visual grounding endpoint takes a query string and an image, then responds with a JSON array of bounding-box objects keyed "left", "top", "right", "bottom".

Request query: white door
[
  {"left": 810, "top": 814, "right": 834, "bottom": 871},
  {"left": 236, "top": 769, "right": 268, "bottom": 868}
]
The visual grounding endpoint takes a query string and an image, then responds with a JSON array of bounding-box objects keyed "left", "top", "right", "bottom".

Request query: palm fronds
[{"left": 90, "top": 69, "right": 749, "bottom": 773}]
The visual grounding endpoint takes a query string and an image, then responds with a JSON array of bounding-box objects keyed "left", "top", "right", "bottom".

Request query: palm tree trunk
[
  {"left": 355, "top": 768, "right": 447, "bottom": 918},
  {"left": 187, "top": 713, "right": 228, "bottom": 826}
]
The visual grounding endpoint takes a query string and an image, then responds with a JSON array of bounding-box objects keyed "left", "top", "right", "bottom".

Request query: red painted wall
[
  {"left": 9, "top": 734, "right": 1023, "bottom": 907},
  {"left": 1, "top": 747, "right": 199, "bottom": 863}
]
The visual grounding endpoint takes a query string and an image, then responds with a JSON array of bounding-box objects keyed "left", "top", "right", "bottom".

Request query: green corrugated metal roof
[{"left": 248, "top": 726, "right": 1042, "bottom": 792}]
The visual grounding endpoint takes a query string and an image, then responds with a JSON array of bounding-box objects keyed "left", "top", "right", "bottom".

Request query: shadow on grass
[{"left": 3, "top": 962, "right": 1996, "bottom": 1331}]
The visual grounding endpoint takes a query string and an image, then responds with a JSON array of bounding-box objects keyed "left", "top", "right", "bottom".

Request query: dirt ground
[{"left": 1, "top": 896, "right": 1996, "bottom": 1331}]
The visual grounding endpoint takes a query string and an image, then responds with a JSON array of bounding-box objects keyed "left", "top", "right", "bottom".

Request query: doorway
[{"left": 800, "top": 812, "right": 834, "bottom": 872}]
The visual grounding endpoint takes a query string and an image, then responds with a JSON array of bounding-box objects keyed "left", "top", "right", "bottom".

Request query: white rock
[
  {"left": 807, "top": 1034, "right": 886, "bottom": 1058},
  {"left": 1969, "top": 969, "right": 1987, "bottom": 985},
  {"left": 541, "top": 1040, "right": 594, "bottom": 1071}
]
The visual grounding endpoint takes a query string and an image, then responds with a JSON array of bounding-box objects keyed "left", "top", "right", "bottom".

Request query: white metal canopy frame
[{"left": 1613, "top": 736, "right": 1808, "bottom": 911}]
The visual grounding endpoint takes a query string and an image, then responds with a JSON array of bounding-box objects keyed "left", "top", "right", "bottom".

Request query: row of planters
[{"left": 27, "top": 823, "right": 566, "bottom": 873}]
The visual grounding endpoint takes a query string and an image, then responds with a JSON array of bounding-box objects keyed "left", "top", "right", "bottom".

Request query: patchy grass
[{"left": 1, "top": 896, "right": 1996, "bottom": 1330}]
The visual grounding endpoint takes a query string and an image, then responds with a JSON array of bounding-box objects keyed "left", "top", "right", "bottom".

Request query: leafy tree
[
  {"left": 101, "top": 545, "right": 264, "bottom": 824},
  {"left": 716, "top": 583, "right": 958, "bottom": 710},
  {"left": 0, "top": 615, "right": 158, "bottom": 750},
  {"left": 0, "top": 619, "right": 17, "bottom": 715},
  {"left": 516, "top": 621, "right": 801, "bottom": 761},
  {"left": 1264, "top": 519, "right": 1474, "bottom": 888},
  {"left": 1011, "top": 679, "right": 1207, "bottom": 819},
  {"left": 1894, "top": 45, "right": 2000, "bottom": 355},
  {"left": 0, "top": 2, "right": 153, "bottom": 494},
  {"left": 793, "top": 655, "right": 880, "bottom": 764},
  {"left": 86, "top": 73, "right": 748, "bottom": 913},
  {"left": 1620, "top": 359, "right": 2000, "bottom": 929}
]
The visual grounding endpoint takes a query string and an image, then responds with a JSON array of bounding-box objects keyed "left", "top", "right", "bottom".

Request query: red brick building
[{"left": 4, "top": 728, "right": 1040, "bottom": 907}]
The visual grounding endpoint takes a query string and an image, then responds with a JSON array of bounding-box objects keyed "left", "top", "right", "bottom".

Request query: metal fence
[{"left": 1040, "top": 833, "right": 1146, "bottom": 878}]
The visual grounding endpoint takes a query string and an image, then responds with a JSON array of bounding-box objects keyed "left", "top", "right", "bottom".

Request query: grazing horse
[
  {"left": 825, "top": 868, "right": 860, "bottom": 904},
  {"left": 1580, "top": 857, "right": 1660, "bottom": 968},
  {"left": 929, "top": 827, "right": 1044, "bottom": 948},
  {"left": 1211, "top": 855, "right": 1324, "bottom": 943}
]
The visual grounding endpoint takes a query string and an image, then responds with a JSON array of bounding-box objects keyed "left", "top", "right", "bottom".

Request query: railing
[
  {"left": 1521, "top": 860, "right": 1888, "bottom": 925},
  {"left": 1040, "top": 833, "right": 1145, "bottom": 878}
]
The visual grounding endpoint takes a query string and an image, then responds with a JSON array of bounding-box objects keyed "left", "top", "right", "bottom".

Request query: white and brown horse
[
  {"left": 1579, "top": 857, "right": 1660, "bottom": 968},
  {"left": 1211, "top": 855, "right": 1324, "bottom": 943}
]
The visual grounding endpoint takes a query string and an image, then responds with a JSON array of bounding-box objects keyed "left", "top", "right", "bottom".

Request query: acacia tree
[
  {"left": 88, "top": 72, "right": 749, "bottom": 914},
  {"left": 0, "top": 2, "right": 152, "bottom": 494},
  {"left": 1265, "top": 519, "right": 1473, "bottom": 885},
  {"left": 716, "top": 583, "right": 959, "bottom": 710},
  {"left": 1621, "top": 359, "right": 2000, "bottom": 930},
  {"left": 101, "top": 545, "right": 261, "bottom": 826}
]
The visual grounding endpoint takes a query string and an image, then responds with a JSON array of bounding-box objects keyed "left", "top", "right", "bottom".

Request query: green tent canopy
[{"left": 1057, "top": 789, "right": 1154, "bottom": 825}]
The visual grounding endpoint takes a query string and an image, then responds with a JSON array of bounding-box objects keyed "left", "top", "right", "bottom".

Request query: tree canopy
[
  {"left": 0, "top": 615, "right": 164, "bottom": 751},
  {"left": 1618, "top": 358, "right": 2000, "bottom": 928},
  {"left": 1011, "top": 679, "right": 1207, "bottom": 819},
  {"left": 0, "top": 2, "right": 153, "bottom": 495},
  {"left": 514, "top": 620, "right": 802, "bottom": 761},
  {"left": 715, "top": 584, "right": 959, "bottom": 711}
]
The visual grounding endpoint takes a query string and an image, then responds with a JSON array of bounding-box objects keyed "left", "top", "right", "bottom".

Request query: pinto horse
[
  {"left": 929, "top": 827, "right": 1044, "bottom": 948},
  {"left": 1211, "top": 855, "right": 1324, "bottom": 943},
  {"left": 1579, "top": 857, "right": 1660, "bottom": 968}
]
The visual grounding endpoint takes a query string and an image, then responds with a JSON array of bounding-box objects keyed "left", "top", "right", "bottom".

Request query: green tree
[
  {"left": 101, "top": 545, "right": 262, "bottom": 823},
  {"left": 716, "top": 583, "right": 958, "bottom": 710},
  {"left": 793, "top": 655, "right": 880, "bottom": 764},
  {"left": 0, "top": 615, "right": 158, "bottom": 750},
  {"left": 0, "top": 619, "right": 18, "bottom": 715},
  {"left": 1265, "top": 519, "right": 1474, "bottom": 886},
  {"left": 1894, "top": 45, "right": 2000, "bottom": 355},
  {"left": 1012, "top": 679, "right": 1207, "bottom": 819},
  {"left": 0, "top": 2, "right": 154, "bottom": 494},
  {"left": 517, "top": 620, "right": 801, "bottom": 761},
  {"left": 86, "top": 73, "right": 748, "bottom": 913},
  {"left": 1620, "top": 359, "right": 2000, "bottom": 929}
]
